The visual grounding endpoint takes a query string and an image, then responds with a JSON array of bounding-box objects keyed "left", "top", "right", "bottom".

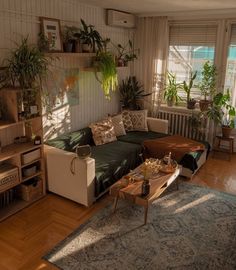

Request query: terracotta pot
[
  {"left": 187, "top": 99, "right": 196, "bottom": 110},
  {"left": 222, "top": 126, "right": 233, "bottom": 138},
  {"left": 82, "top": 43, "right": 92, "bottom": 53},
  {"left": 167, "top": 99, "right": 174, "bottom": 107},
  {"left": 199, "top": 100, "right": 211, "bottom": 112}
]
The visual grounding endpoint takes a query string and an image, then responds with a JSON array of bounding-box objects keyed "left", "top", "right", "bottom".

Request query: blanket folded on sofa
[{"left": 143, "top": 135, "right": 205, "bottom": 162}]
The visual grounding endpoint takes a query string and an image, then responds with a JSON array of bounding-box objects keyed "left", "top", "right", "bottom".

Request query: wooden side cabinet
[{"left": 0, "top": 88, "right": 46, "bottom": 221}]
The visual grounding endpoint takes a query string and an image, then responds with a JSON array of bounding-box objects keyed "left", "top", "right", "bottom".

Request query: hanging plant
[{"left": 94, "top": 51, "right": 118, "bottom": 99}]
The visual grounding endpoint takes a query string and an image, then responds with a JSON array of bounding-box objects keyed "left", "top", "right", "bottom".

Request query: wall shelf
[
  {"left": 0, "top": 116, "right": 41, "bottom": 130},
  {"left": 45, "top": 52, "right": 96, "bottom": 58}
]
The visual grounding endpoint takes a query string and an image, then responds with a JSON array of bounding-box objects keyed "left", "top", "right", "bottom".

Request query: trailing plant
[
  {"left": 95, "top": 51, "right": 118, "bottom": 99},
  {"left": 164, "top": 72, "right": 182, "bottom": 106},
  {"left": 5, "top": 37, "right": 49, "bottom": 89},
  {"left": 199, "top": 61, "right": 217, "bottom": 100},
  {"left": 119, "top": 76, "right": 152, "bottom": 110},
  {"left": 77, "top": 19, "right": 103, "bottom": 52},
  {"left": 113, "top": 40, "right": 138, "bottom": 66}
]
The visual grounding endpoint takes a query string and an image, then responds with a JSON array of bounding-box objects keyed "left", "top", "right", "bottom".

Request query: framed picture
[{"left": 40, "top": 17, "right": 63, "bottom": 52}]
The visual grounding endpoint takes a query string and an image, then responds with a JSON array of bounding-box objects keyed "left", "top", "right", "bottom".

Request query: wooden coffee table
[{"left": 110, "top": 164, "right": 180, "bottom": 225}]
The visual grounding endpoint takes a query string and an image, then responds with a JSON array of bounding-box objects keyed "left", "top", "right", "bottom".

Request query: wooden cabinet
[{"left": 0, "top": 88, "right": 45, "bottom": 221}]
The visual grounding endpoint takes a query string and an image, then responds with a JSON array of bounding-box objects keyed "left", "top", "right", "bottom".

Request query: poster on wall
[{"left": 40, "top": 17, "right": 63, "bottom": 52}]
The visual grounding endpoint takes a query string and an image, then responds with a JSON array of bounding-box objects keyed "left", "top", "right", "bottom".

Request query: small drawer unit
[
  {"left": 22, "top": 148, "right": 41, "bottom": 165},
  {"left": 0, "top": 164, "right": 19, "bottom": 192}
]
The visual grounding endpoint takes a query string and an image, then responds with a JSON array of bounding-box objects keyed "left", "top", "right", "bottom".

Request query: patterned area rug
[{"left": 44, "top": 183, "right": 236, "bottom": 270}]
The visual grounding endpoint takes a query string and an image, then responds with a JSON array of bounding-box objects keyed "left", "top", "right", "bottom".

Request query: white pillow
[{"left": 129, "top": 110, "right": 148, "bottom": 131}]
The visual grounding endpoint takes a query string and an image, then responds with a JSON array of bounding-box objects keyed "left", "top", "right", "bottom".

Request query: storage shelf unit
[{"left": 0, "top": 88, "right": 45, "bottom": 222}]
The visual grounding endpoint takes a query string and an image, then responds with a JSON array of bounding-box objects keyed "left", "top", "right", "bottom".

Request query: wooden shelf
[
  {"left": 22, "top": 171, "right": 42, "bottom": 183},
  {"left": 0, "top": 116, "right": 41, "bottom": 130},
  {"left": 0, "top": 143, "right": 42, "bottom": 162},
  {"left": 82, "top": 66, "right": 129, "bottom": 72},
  {"left": 45, "top": 52, "right": 96, "bottom": 58},
  {"left": 0, "top": 195, "right": 44, "bottom": 222},
  {"left": 21, "top": 158, "right": 42, "bottom": 168}
]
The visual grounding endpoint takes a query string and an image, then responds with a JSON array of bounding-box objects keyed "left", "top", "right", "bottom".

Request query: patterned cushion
[
  {"left": 129, "top": 110, "right": 148, "bottom": 131},
  {"left": 89, "top": 118, "right": 117, "bottom": 146},
  {"left": 122, "top": 110, "right": 134, "bottom": 131},
  {"left": 111, "top": 114, "right": 126, "bottom": 137}
]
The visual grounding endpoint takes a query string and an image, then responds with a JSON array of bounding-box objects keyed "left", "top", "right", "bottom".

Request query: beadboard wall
[{"left": 0, "top": 0, "right": 132, "bottom": 143}]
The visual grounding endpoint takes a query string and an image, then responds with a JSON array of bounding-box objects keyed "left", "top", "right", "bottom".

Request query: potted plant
[
  {"left": 94, "top": 51, "right": 118, "bottom": 99},
  {"left": 38, "top": 32, "right": 50, "bottom": 52},
  {"left": 4, "top": 37, "right": 50, "bottom": 119},
  {"left": 77, "top": 19, "right": 102, "bottom": 53},
  {"left": 119, "top": 76, "right": 152, "bottom": 110},
  {"left": 113, "top": 40, "right": 138, "bottom": 67},
  {"left": 164, "top": 72, "right": 182, "bottom": 106},
  {"left": 182, "top": 71, "right": 197, "bottom": 109},
  {"left": 199, "top": 61, "right": 217, "bottom": 111},
  {"left": 61, "top": 25, "right": 80, "bottom": 52},
  {"left": 207, "top": 89, "right": 235, "bottom": 138}
]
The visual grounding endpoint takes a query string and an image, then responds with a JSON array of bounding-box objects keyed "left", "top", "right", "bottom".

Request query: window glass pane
[{"left": 168, "top": 45, "right": 215, "bottom": 100}]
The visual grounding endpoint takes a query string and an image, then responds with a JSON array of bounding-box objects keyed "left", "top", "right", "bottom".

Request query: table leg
[
  {"left": 144, "top": 205, "right": 148, "bottom": 225},
  {"left": 113, "top": 195, "right": 119, "bottom": 213}
]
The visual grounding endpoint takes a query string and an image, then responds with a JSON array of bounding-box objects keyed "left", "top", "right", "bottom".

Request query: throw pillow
[
  {"left": 129, "top": 110, "right": 148, "bottom": 131},
  {"left": 111, "top": 114, "right": 126, "bottom": 137},
  {"left": 122, "top": 110, "right": 134, "bottom": 131},
  {"left": 89, "top": 118, "right": 117, "bottom": 146}
]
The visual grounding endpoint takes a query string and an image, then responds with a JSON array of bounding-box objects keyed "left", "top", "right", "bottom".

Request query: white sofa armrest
[
  {"left": 44, "top": 145, "right": 96, "bottom": 207},
  {"left": 147, "top": 117, "right": 169, "bottom": 134}
]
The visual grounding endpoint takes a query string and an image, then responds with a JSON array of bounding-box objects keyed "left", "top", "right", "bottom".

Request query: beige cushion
[
  {"left": 89, "top": 118, "right": 117, "bottom": 146},
  {"left": 111, "top": 114, "right": 126, "bottom": 137},
  {"left": 122, "top": 110, "right": 134, "bottom": 131},
  {"left": 129, "top": 110, "right": 148, "bottom": 131}
]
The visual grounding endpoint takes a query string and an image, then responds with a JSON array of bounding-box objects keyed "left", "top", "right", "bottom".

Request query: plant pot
[
  {"left": 63, "top": 42, "right": 73, "bottom": 53},
  {"left": 199, "top": 100, "right": 211, "bottom": 112},
  {"left": 82, "top": 43, "right": 92, "bottom": 53},
  {"left": 222, "top": 126, "right": 233, "bottom": 138},
  {"left": 75, "top": 41, "right": 81, "bottom": 53},
  {"left": 117, "top": 58, "right": 125, "bottom": 67},
  {"left": 187, "top": 99, "right": 196, "bottom": 110},
  {"left": 167, "top": 99, "right": 174, "bottom": 107}
]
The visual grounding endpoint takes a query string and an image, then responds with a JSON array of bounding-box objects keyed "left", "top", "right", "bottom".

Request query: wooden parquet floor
[{"left": 0, "top": 153, "right": 236, "bottom": 270}]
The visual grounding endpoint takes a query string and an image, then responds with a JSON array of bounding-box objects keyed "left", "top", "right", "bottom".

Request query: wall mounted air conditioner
[{"left": 107, "top": 9, "right": 136, "bottom": 28}]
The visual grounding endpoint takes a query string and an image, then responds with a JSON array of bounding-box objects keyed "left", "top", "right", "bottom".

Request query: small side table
[{"left": 213, "top": 135, "right": 234, "bottom": 160}]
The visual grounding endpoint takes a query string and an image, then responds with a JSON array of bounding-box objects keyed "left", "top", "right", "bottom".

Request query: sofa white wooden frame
[{"left": 45, "top": 117, "right": 207, "bottom": 207}]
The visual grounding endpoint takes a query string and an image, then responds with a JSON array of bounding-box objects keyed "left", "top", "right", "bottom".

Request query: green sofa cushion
[
  {"left": 45, "top": 127, "right": 93, "bottom": 151},
  {"left": 118, "top": 131, "right": 167, "bottom": 145},
  {"left": 91, "top": 141, "right": 142, "bottom": 196}
]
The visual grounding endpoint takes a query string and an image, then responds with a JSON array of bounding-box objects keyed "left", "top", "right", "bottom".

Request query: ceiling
[{"left": 79, "top": 0, "right": 236, "bottom": 15}]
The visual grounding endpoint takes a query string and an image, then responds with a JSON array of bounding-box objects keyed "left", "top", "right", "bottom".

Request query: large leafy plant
[
  {"left": 199, "top": 61, "right": 217, "bottom": 100},
  {"left": 6, "top": 37, "right": 49, "bottom": 89},
  {"left": 119, "top": 76, "right": 151, "bottom": 110}
]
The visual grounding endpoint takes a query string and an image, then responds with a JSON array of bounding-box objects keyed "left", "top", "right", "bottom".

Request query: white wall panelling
[{"left": 0, "top": 0, "right": 132, "bottom": 141}]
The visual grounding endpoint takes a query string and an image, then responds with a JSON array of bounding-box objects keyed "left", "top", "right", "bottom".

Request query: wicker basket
[{"left": 19, "top": 178, "right": 43, "bottom": 201}]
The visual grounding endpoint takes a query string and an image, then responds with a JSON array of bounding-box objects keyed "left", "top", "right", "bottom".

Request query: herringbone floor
[{"left": 0, "top": 153, "right": 235, "bottom": 270}]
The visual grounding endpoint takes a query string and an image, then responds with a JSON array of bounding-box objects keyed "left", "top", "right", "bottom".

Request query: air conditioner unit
[{"left": 107, "top": 9, "right": 136, "bottom": 28}]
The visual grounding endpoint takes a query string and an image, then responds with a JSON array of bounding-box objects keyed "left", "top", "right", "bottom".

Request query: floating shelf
[
  {"left": 45, "top": 52, "right": 96, "bottom": 58},
  {"left": 81, "top": 66, "right": 129, "bottom": 72},
  {"left": 0, "top": 116, "right": 41, "bottom": 130}
]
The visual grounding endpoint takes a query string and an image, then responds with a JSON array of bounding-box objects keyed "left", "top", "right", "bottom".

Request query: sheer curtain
[{"left": 134, "top": 16, "right": 169, "bottom": 116}]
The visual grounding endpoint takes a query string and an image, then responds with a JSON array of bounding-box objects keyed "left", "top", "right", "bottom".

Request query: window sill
[{"left": 160, "top": 104, "right": 200, "bottom": 114}]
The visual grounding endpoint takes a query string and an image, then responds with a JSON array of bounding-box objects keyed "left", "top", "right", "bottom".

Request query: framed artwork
[{"left": 40, "top": 17, "right": 63, "bottom": 52}]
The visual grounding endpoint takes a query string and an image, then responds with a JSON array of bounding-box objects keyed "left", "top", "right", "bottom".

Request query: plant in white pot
[
  {"left": 198, "top": 61, "right": 217, "bottom": 112},
  {"left": 164, "top": 72, "right": 182, "bottom": 106},
  {"left": 207, "top": 89, "right": 235, "bottom": 138}
]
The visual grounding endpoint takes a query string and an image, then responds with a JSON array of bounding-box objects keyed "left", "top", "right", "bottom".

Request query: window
[
  {"left": 224, "top": 24, "right": 236, "bottom": 107},
  {"left": 167, "top": 24, "right": 217, "bottom": 102}
]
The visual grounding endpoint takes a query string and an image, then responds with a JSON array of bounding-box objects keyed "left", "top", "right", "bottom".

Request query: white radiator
[{"left": 157, "top": 109, "right": 209, "bottom": 141}]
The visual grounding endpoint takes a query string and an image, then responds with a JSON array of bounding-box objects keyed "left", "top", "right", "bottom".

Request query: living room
[{"left": 0, "top": 0, "right": 236, "bottom": 269}]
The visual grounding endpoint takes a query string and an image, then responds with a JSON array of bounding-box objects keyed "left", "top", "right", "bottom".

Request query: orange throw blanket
[{"left": 143, "top": 135, "right": 205, "bottom": 162}]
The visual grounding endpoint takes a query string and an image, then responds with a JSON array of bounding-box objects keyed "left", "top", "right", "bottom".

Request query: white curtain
[{"left": 133, "top": 16, "right": 169, "bottom": 116}]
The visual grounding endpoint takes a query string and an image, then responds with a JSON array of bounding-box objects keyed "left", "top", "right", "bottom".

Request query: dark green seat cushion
[
  {"left": 118, "top": 131, "right": 167, "bottom": 145},
  {"left": 91, "top": 141, "right": 142, "bottom": 196},
  {"left": 46, "top": 127, "right": 93, "bottom": 151}
]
